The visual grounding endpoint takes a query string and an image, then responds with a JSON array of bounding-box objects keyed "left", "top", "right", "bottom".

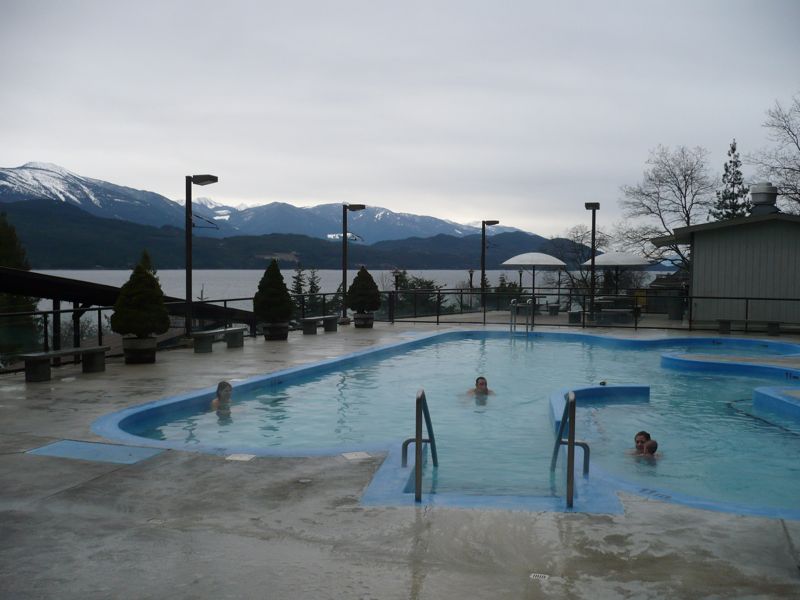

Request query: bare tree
[
  {"left": 747, "top": 93, "right": 800, "bottom": 212},
  {"left": 543, "top": 225, "right": 611, "bottom": 306},
  {"left": 618, "top": 145, "right": 716, "bottom": 272}
]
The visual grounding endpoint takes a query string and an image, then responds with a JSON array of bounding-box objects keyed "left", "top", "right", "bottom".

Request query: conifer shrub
[
  {"left": 347, "top": 266, "right": 381, "bottom": 314},
  {"left": 253, "top": 259, "right": 293, "bottom": 322},
  {"left": 110, "top": 251, "right": 170, "bottom": 338}
]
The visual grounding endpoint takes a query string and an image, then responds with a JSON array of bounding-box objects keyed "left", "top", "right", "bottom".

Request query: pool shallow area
[{"left": 92, "top": 331, "right": 800, "bottom": 519}]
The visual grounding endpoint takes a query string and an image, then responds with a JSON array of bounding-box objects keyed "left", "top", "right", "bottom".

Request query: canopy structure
[
  {"left": 501, "top": 252, "right": 566, "bottom": 294},
  {"left": 582, "top": 252, "right": 651, "bottom": 294}
]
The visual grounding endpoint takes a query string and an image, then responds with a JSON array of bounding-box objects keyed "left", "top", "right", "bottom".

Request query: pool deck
[{"left": 2, "top": 322, "right": 800, "bottom": 599}]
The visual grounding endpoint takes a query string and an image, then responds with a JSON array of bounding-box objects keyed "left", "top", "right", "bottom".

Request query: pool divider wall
[
  {"left": 661, "top": 353, "right": 800, "bottom": 381},
  {"left": 752, "top": 387, "right": 800, "bottom": 421}
]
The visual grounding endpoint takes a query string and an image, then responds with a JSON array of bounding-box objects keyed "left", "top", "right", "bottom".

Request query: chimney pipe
[{"left": 749, "top": 182, "right": 779, "bottom": 216}]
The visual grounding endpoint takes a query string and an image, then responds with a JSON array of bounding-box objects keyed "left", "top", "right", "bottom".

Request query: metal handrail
[
  {"left": 401, "top": 389, "right": 439, "bottom": 502},
  {"left": 550, "top": 391, "right": 590, "bottom": 508},
  {"left": 525, "top": 298, "right": 533, "bottom": 333},
  {"left": 510, "top": 299, "right": 517, "bottom": 332}
]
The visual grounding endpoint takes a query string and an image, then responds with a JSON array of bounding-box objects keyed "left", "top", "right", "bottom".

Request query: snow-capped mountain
[
  {"left": 0, "top": 162, "right": 184, "bottom": 228},
  {"left": 0, "top": 162, "right": 525, "bottom": 242}
]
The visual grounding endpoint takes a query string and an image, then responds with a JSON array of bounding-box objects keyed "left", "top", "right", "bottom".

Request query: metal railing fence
[{"left": 2, "top": 287, "right": 798, "bottom": 368}]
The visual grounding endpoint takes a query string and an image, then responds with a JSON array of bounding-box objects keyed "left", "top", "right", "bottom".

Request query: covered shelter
[
  {"left": 651, "top": 212, "right": 800, "bottom": 326},
  {"left": 501, "top": 252, "right": 566, "bottom": 295},
  {"left": 581, "top": 251, "right": 651, "bottom": 295}
]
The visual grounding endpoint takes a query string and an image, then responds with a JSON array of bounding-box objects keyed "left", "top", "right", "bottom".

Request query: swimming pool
[{"left": 93, "top": 331, "right": 800, "bottom": 518}]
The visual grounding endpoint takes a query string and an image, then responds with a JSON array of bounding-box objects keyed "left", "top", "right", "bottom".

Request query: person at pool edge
[
  {"left": 467, "top": 376, "right": 494, "bottom": 396},
  {"left": 633, "top": 430, "right": 651, "bottom": 455}
]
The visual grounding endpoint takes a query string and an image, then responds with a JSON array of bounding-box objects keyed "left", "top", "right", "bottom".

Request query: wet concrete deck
[{"left": 1, "top": 323, "right": 799, "bottom": 599}]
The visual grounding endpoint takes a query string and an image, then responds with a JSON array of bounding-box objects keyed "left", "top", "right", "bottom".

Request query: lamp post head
[
  {"left": 190, "top": 174, "right": 218, "bottom": 186},
  {"left": 584, "top": 202, "right": 600, "bottom": 211},
  {"left": 482, "top": 219, "right": 500, "bottom": 227},
  {"left": 346, "top": 203, "right": 366, "bottom": 212}
]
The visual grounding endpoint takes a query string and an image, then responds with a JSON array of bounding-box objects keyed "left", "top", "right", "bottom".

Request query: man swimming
[
  {"left": 633, "top": 430, "right": 651, "bottom": 455},
  {"left": 467, "top": 376, "right": 494, "bottom": 396}
]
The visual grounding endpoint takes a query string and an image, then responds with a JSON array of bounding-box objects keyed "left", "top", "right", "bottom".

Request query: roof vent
[{"left": 749, "top": 182, "right": 779, "bottom": 216}]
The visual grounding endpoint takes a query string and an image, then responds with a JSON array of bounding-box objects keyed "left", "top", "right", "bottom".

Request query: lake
[{"left": 35, "top": 269, "right": 572, "bottom": 301}]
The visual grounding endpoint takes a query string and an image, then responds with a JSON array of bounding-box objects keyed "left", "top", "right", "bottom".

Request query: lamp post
[
  {"left": 584, "top": 202, "right": 600, "bottom": 315},
  {"left": 185, "top": 174, "right": 218, "bottom": 337},
  {"left": 341, "top": 203, "right": 366, "bottom": 322},
  {"left": 518, "top": 268, "right": 523, "bottom": 289},
  {"left": 480, "top": 219, "right": 499, "bottom": 308}
]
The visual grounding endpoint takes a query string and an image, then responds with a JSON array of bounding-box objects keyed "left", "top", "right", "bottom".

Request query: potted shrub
[
  {"left": 111, "top": 251, "right": 170, "bottom": 364},
  {"left": 347, "top": 266, "right": 381, "bottom": 328},
  {"left": 254, "top": 259, "right": 293, "bottom": 340}
]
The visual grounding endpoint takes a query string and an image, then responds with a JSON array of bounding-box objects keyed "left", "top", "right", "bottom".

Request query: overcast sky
[{"left": 2, "top": 0, "right": 798, "bottom": 237}]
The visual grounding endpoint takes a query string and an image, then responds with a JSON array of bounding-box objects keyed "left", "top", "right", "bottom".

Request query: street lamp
[
  {"left": 584, "top": 202, "right": 600, "bottom": 315},
  {"left": 480, "top": 219, "right": 499, "bottom": 308},
  {"left": 341, "top": 203, "right": 366, "bottom": 322},
  {"left": 185, "top": 174, "right": 218, "bottom": 337}
]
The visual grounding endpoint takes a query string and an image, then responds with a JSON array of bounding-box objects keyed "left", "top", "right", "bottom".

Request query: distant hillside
[
  {"left": 2, "top": 199, "right": 571, "bottom": 270},
  {"left": 0, "top": 162, "right": 526, "bottom": 242}
]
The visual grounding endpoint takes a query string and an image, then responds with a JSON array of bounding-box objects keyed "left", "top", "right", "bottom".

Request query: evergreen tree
[
  {"left": 253, "top": 259, "right": 293, "bottom": 323},
  {"left": 110, "top": 251, "right": 170, "bottom": 338},
  {"left": 307, "top": 268, "right": 321, "bottom": 314},
  {"left": 140, "top": 249, "right": 157, "bottom": 276},
  {"left": 346, "top": 266, "right": 381, "bottom": 313},
  {"left": 711, "top": 139, "right": 750, "bottom": 220},
  {"left": 0, "top": 212, "right": 39, "bottom": 356},
  {"left": 290, "top": 264, "right": 306, "bottom": 313}
]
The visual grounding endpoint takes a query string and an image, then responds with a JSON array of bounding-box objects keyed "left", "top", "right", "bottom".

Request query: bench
[
  {"left": 300, "top": 315, "right": 339, "bottom": 335},
  {"left": 717, "top": 319, "right": 780, "bottom": 335},
  {"left": 595, "top": 308, "right": 634, "bottom": 325},
  {"left": 19, "top": 346, "right": 111, "bottom": 383},
  {"left": 192, "top": 326, "right": 248, "bottom": 353}
]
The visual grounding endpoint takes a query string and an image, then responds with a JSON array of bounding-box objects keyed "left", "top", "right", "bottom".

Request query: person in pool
[
  {"left": 467, "top": 376, "right": 494, "bottom": 397},
  {"left": 633, "top": 430, "right": 651, "bottom": 455},
  {"left": 643, "top": 439, "right": 659, "bottom": 458},
  {"left": 210, "top": 381, "right": 233, "bottom": 414}
]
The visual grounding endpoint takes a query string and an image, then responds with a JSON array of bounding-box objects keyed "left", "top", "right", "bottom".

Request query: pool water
[{"left": 120, "top": 332, "right": 800, "bottom": 515}]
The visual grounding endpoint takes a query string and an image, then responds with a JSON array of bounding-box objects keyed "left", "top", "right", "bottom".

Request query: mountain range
[
  {"left": 2, "top": 198, "right": 563, "bottom": 270},
  {"left": 0, "top": 162, "right": 524, "bottom": 243},
  {"left": 1, "top": 162, "right": 616, "bottom": 271}
]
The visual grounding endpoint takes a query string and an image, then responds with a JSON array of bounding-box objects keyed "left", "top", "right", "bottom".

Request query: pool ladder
[
  {"left": 401, "top": 389, "right": 438, "bottom": 502},
  {"left": 510, "top": 298, "right": 534, "bottom": 334},
  {"left": 550, "top": 391, "right": 591, "bottom": 508}
]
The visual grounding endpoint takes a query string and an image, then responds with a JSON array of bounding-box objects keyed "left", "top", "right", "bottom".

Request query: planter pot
[
  {"left": 122, "top": 337, "right": 157, "bottom": 364},
  {"left": 353, "top": 312, "right": 375, "bottom": 328},
  {"left": 263, "top": 322, "right": 290, "bottom": 341}
]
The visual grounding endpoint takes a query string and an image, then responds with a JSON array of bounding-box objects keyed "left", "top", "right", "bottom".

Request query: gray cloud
[{"left": 2, "top": 0, "right": 798, "bottom": 236}]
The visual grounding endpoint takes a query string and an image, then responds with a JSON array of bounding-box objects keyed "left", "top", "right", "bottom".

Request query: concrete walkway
[{"left": 1, "top": 323, "right": 799, "bottom": 599}]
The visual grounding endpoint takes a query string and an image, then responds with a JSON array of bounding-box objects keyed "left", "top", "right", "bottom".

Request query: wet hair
[
  {"left": 217, "top": 381, "right": 233, "bottom": 403},
  {"left": 644, "top": 439, "right": 658, "bottom": 454},
  {"left": 635, "top": 431, "right": 651, "bottom": 441},
  {"left": 475, "top": 376, "right": 487, "bottom": 386}
]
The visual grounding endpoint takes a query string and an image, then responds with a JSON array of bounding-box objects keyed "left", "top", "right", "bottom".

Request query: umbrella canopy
[
  {"left": 582, "top": 252, "right": 651, "bottom": 294},
  {"left": 581, "top": 251, "right": 650, "bottom": 267},
  {"left": 503, "top": 252, "right": 567, "bottom": 268},
  {"left": 502, "top": 252, "right": 566, "bottom": 293}
]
